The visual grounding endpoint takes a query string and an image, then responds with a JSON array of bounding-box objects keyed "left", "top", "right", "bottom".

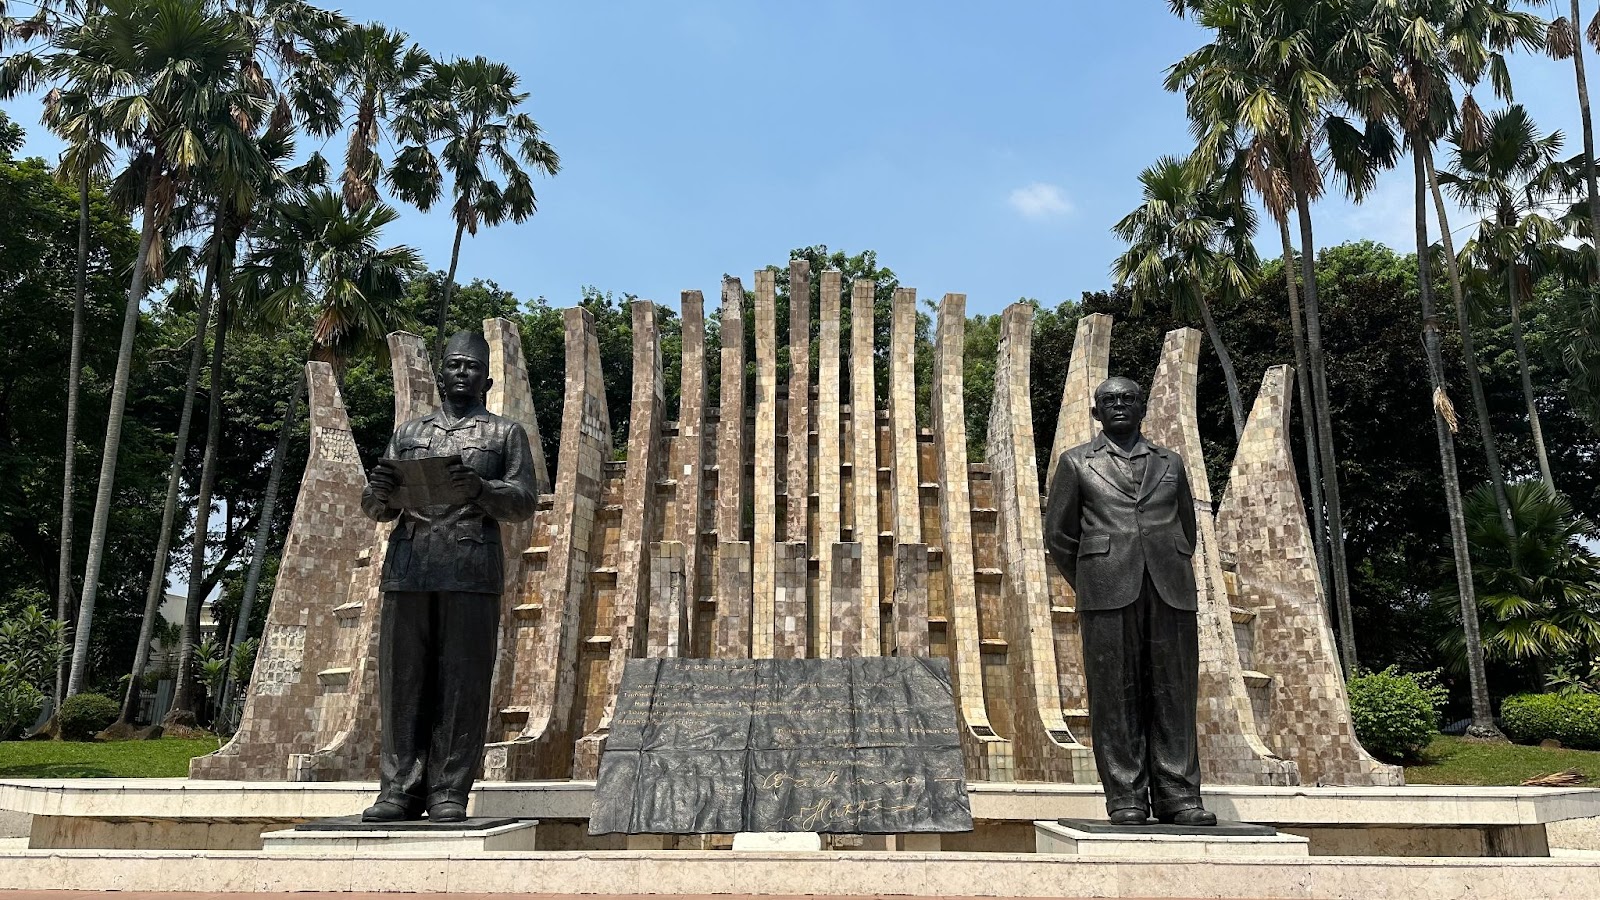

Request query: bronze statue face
[
  {"left": 1091, "top": 376, "right": 1145, "bottom": 438},
  {"left": 440, "top": 354, "right": 492, "bottom": 405}
]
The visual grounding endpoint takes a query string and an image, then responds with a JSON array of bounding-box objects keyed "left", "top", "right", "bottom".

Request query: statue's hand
[
  {"left": 368, "top": 461, "right": 400, "bottom": 504},
  {"left": 448, "top": 460, "right": 485, "bottom": 501}
]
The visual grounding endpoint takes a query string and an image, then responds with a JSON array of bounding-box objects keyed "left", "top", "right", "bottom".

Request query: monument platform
[
  {"left": 261, "top": 817, "right": 536, "bottom": 854},
  {"left": 1035, "top": 819, "right": 1309, "bottom": 858},
  {"left": 3, "top": 778, "right": 1595, "bottom": 856}
]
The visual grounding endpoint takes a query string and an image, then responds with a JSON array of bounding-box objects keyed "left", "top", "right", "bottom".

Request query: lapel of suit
[
  {"left": 1138, "top": 446, "right": 1171, "bottom": 502},
  {"left": 1085, "top": 435, "right": 1137, "bottom": 499}
]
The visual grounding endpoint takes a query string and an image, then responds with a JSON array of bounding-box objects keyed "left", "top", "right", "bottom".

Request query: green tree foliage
[{"left": 0, "top": 604, "right": 67, "bottom": 738}]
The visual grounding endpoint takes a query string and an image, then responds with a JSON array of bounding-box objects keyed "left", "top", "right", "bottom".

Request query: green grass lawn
[
  {"left": 1404, "top": 735, "right": 1600, "bottom": 786},
  {"left": 0, "top": 738, "right": 221, "bottom": 778}
]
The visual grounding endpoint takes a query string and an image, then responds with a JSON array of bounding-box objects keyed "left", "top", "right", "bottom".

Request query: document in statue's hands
[{"left": 380, "top": 455, "right": 468, "bottom": 508}]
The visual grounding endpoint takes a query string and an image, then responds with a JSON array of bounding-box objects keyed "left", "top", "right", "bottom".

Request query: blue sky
[{"left": 2, "top": 1, "right": 1589, "bottom": 316}]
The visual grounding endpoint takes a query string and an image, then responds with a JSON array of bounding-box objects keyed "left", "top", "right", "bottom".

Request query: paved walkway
[{"left": 0, "top": 895, "right": 1216, "bottom": 900}]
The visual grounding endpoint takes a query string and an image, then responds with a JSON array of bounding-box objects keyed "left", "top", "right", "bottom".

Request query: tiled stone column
[
  {"left": 850, "top": 278, "right": 882, "bottom": 656},
  {"left": 1045, "top": 313, "right": 1109, "bottom": 742},
  {"left": 189, "top": 361, "right": 371, "bottom": 780},
  {"left": 888, "top": 287, "right": 929, "bottom": 658},
  {"left": 785, "top": 259, "right": 811, "bottom": 544},
  {"left": 931, "top": 294, "right": 1012, "bottom": 782},
  {"left": 486, "top": 317, "right": 550, "bottom": 493},
  {"left": 713, "top": 278, "right": 751, "bottom": 659},
  {"left": 815, "top": 272, "right": 843, "bottom": 657},
  {"left": 830, "top": 542, "right": 864, "bottom": 658},
  {"left": 1216, "top": 366, "right": 1403, "bottom": 787},
  {"left": 575, "top": 300, "right": 666, "bottom": 778},
  {"left": 483, "top": 307, "right": 610, "bottom": 781},
  {"left": 985, "top": 304, "right": 1096, "bottom": 784},
  {"left": 648, "top": 541, "right": 686, "bottom": 658},
  {"left": 654, "top": 291, "right": 706, "bottom": 657},
  {"left": 1144, "top": 329, "right": 1299, "bottom": 788},
  {"left": 751, "top": 270, "right": 780, "bottom": 658},
  {"left": 773, "top": 541, "right": 809, "bottom": 658}
]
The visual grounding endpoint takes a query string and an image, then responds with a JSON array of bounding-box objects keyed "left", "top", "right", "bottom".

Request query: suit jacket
[
  {"left": 361, "top": 405, "right": 538, "bottom": 594},
  {"left": 1043, "top": 432, "right": 1198, "bottom": 611}
]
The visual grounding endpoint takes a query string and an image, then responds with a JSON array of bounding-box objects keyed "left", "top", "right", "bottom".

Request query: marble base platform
[
  {"left": 262, "top": 818, "right": 537, "bottom": 854},
  {"left": 1036, "top": 819, "right": 1309, "bottom": 858},
  {"left": 731, "top": 832, "right": 823, "bottom": 851}
]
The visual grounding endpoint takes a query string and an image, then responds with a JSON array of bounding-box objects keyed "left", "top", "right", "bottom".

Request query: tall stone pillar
[
  {"left": 653, "top": 291, "right": 707, "bottom": 657},
  {"left": 888, "top": 288, "right": 929, "bottom": 658},
  {"left": 932, "top": 294, "right": 1012, "bottom": 781},
  {"left": 815, "top": 272, "right": 844, "bottom": 657},
  {"left": 751, "top": 270, "right": 781, "bottom": 658},
  {"left": 850, "top": 278, "right": 883, "bottom": 656},
  {"left": 1216, "top": 366, "right": 1402, "bottom": 787},
  {"left": 574, "top": 300, "right": 666, "bottom": 778},
  {"left": 713, "top": 278, "right": 752, "bottom": 659},
  {"left": 785, "top": 259, "right": 812, "bottom": 544},
  {"left": 483, "top": 307, "right": 610, "bottom": 781},
  {"left": 189, "top": 360, "right": 371, "bottom": 780},
  {"left": 1143, "top": 329, "right": 1298, "bottom": 787},
  {"left": 986, "top": 304, "right": 1096, "bottom": 783}
]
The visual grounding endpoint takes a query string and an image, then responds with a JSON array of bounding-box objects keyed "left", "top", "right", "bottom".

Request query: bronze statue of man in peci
[
  {"left": 1044, "top": 376, "right": 1216, "bottom": 827},
  {"left": 359, "top": 330, "right": 537, "bottom": 823}
]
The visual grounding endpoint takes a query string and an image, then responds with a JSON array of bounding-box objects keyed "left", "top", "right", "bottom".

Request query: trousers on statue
[
  {"left": 377, "top": 590, "right": 499, "bottom": 811},
  {"left": 1079, "top": 573, "right": 1201, "bottom": 818}
]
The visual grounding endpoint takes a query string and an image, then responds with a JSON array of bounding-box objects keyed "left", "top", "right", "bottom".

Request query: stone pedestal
[
  {"left": 263, "top": 817, "right": 537, "bottom": 854},
  {"left": 1035, "top": 819, "right": 1307, "bottom": 858},
  {"left": 732, "top": 832, "right": 823, "bottom": 851}
]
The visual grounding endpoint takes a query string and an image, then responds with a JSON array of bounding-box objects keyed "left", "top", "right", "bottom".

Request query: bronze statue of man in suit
[
  {"left": 359, "top": 330, "right": 537, "bottom": 823},
  {"left": 1044, "top": 376, "right": 1216, "bottom": 827}
]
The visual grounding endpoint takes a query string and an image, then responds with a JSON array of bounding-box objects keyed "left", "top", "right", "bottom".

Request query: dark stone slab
[
  {"left": 1055, "top": 817, "right": 1279, "bottom": 837},
  {"left": 295, "top": 816, "right": 522, "bottom": 832},
  {"left": 590, "top": 657, "right": 973, "bottom": 835}
]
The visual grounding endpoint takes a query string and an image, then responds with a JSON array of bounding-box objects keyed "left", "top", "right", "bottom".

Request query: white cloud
[{"left": 1008, "top": 182, "right": 1073, "bottom": 220}]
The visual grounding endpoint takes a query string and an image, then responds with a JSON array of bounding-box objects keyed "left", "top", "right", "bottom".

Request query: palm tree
[
  {"left": 51, "top": 0, "right": 254, "bottom": 698},
  {"left": 388, "top": 55, "right": 558, "bottom": 357},
  {"left": 1445, "top": 104, "right": 1570, "bottom": 492},
  {"left": 1, "top": 0, "right": 115, "bottom": 712},
  {"left": 316, "top": 22, "right": 428, "bottom": 210},
  {"left": 1168, "top": 0, "right": 1388, "bottom": 672},
  {"left": 1112, "top": 154, "right": 1257, "bottom": 438},
  {"left": 1438, "top": 481, "right": 1600, "bottom": 685},
  {"left": 1545, "top": 5, "right": 1600, "bottom": 274},
  {"left": 1350, "top": 0, "right": 1545, "bottom": 738}
]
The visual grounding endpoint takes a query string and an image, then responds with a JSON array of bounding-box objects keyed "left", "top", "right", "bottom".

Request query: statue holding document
[{"left": 358, "top": 330, "right": 537, "bottom": 823}]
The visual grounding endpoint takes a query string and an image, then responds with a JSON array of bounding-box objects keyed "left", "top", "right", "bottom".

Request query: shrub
[
  {"left": 1502, "top": 693, "right": 1600, "bottom": 751},
  {"left": 58, "top": 693, "right": 119, "bottom": 741},
  {"left": 1347, "top": 667, "right": 1447, "bottom": 760},
  {"left": 0, "top": 675, "right": 43, "bottom": 740}
]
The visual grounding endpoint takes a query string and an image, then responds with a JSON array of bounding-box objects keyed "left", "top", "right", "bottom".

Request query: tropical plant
[
  {"left": 50, "top": 0, "right": 256, "bottom": 699},
  {"left": 57, "top": 691, "right": 117, "bottom": 740},
  {"left": 1542, "top": 3, "right": 1600, "bottom": 277},
  {"left": 1446, "top": 104, "right": 1573, "bottom": 491},
  {"left": 316, "top": 21, "right": 429, "bottom": 210},
  {"left": 1436, "top": 481, "right": 1600, "bottom": 679},
  {"left": 1112, "top": 153, "right": 1258, "bottom": 438},
  {"left": 1167, "top": 0, "right": 1392, "bottom": 671},
  {"left": 388, "top": 55, "right": 559, "bottom": 356},
  {"left": 1501, "top": 691, "right": 1600, "bottom": 748},
  {"left": 1346, "top": 666, "right": 1448, "bottom": 760}
]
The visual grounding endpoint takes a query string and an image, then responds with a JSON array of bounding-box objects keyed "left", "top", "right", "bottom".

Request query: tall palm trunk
[
  {"left": 1412, "top": 145, "right": 1500, "bottom": 738},
  {"left": 115, "top": 244, "right": 220, "bottom": 729},
  {"left": 55, "top": 165, "right": 91, "bottom": 710},
  {"left": 1510, "top": 265, "right": 1556, "bottom": 489},
  {"left": 1422, "top": 152, "right": 1517, "bottom": 540},
  {"left": 432, "top": 219, "right": 467, "bottom": 359},
  {"left": 1197, "top": 294, "right": 1246, "bottom": 440},
  {"left": 1278, "top": 216, "right": 1331, "bottom": 595},
  {"left": 66, "top": 181, "right": 161, "bottom": 698},
  {"left": 164, "top": 298, "right": 230, "bottom": 728},
  {"left": 1574, "top": 0, "right": 1600, "bottom": 268},
  {"left": 216, "top": 367, "right": 303, "bottom": 719},
  {"left": 1292, "top": 167, "right": 1358, "bottom": 674}
]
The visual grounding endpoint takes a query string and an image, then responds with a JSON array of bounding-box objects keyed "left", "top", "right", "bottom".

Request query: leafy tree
[
  {"left": 388, "top": 55, "right": 559, "bottom": 359},
  {"left": 316, "top": 22, "right": 428, "bottom": 210}
]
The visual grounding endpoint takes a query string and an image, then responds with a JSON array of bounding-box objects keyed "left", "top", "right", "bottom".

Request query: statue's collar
[{"left": 422, "top": 405, "right": 489, "bottom": 431}]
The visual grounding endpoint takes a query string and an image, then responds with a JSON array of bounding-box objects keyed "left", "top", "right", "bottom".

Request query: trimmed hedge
[
  {"left": 1347, "top": 667, "right": 1446, "bottom": 760},
  {"left": 1502, "top": 693, "right": 1600, "bottom": 751},
  {"left": 58, "top": 692, "right": 119, "bottom": 741}
]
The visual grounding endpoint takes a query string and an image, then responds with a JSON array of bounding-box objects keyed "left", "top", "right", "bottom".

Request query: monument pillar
[{"left": 712, "top": 278, "right": 752, "bottom": 659}]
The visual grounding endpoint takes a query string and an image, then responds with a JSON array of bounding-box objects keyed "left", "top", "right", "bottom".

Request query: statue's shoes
[
  {"left": 1107, "top": 807, "right": 1150, "bottom": 826},
  {"left": 361, "top": 800, "right": 420, "bottom": 823},
  {"left": 1159, "top": 807, "right": 1218, "bottom": 827},
  {"left": 428, "top": 801, "right": 468, "bottom": 823}
]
